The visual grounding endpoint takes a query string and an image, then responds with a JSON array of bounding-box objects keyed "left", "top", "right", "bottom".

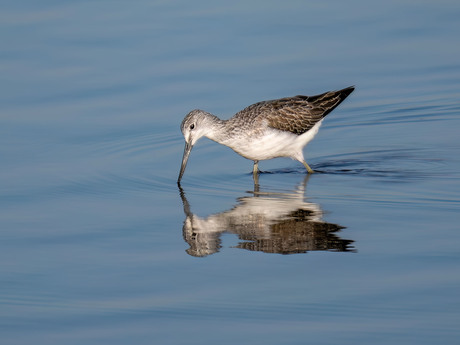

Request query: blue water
[{"left": 1, "top": 1, "right": 460, "bottom": 344}]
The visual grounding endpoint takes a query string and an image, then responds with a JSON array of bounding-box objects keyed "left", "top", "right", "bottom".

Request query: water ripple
[{"left": 84, "top": 130, "right": 181, "bottom": 160}]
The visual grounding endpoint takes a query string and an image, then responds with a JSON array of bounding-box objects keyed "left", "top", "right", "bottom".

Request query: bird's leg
[
  {"left": 253, "top": 160, "right": 259, "bottom": 174},
  {"left": 253, "top": 160, "right": 259, "bottom": 185},
  {"left": 302, "top": 160, "right": 314, "bottom": 174}
]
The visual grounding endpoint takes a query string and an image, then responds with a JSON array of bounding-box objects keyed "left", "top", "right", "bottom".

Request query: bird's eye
[{"left": 190, "top": 124, "right": 195, "bottom": 130}]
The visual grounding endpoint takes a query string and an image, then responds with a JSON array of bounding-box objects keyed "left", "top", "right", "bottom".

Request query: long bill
[{"left": 178, "top": 142, "right": 193, "bottom": 183}]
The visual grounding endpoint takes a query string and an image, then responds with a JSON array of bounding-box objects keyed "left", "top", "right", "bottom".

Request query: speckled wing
[{"left": 238, "top": 86, "right": 354, "bottom": 135}]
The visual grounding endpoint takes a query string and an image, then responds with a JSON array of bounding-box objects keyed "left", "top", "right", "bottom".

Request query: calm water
[{"left": 1, "top": 1, "right": 460, "bottom": 344}]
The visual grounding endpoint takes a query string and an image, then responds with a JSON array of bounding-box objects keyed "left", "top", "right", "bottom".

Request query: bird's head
[{"left": 178, "top": 110, "right": 215, "bottom": 182}]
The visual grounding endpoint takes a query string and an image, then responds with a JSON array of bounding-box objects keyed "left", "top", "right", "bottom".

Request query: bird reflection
[{"left": 178, "top": 177, "right": 354, "bottom": 257}]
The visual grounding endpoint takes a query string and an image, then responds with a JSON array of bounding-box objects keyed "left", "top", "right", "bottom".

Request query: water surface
[{"left": 1, "top": 1, "right": 460, "bottom": 344}]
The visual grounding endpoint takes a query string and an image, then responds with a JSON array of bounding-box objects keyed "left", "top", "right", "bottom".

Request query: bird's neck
[{"left": 203, "top": 116, "right": 231, "bottom": 145}]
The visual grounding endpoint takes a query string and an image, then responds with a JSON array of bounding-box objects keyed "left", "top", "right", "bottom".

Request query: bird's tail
[{"left": 308, "top": 85, "right": 355, "bottom": 118}]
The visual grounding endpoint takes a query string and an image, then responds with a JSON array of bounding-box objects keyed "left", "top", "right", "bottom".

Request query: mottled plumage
[{"left": 178, "top": 86, "right": 354, "bottom": 183}]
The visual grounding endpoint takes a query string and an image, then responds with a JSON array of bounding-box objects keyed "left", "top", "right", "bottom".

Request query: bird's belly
[{"left": 225, "top": 122, "right": 322, "bottom": 161}]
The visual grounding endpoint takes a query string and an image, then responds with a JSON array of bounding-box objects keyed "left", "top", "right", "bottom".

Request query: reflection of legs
[
  {"left": 253, "top": 160, "right": 259, "bottom": 185},
  {"left": 302, "top": 160, "right": 314, "bottom": 174}
]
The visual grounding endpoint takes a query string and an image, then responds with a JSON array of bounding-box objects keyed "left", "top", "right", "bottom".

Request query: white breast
[{"left": 223, "top": 120, "right": 323, "bottom": 161}]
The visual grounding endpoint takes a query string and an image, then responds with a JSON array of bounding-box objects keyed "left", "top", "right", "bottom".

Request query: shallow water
[{"left": 1, "top": 1, "right": 460, "bottom": 344}]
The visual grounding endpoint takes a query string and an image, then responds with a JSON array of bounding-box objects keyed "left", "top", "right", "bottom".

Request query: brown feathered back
[{"left": 233, "top": 86, "right": 354, "bottom": 135}]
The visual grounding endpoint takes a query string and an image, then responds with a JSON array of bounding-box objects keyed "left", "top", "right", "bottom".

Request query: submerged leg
[{"left": 302, "top": 160, "right": 314, "bottom": 174}]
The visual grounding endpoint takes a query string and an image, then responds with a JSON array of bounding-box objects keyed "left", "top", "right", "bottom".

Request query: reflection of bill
[{"left": 178, "top": 177, "right": 355, "bottom": 257}]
